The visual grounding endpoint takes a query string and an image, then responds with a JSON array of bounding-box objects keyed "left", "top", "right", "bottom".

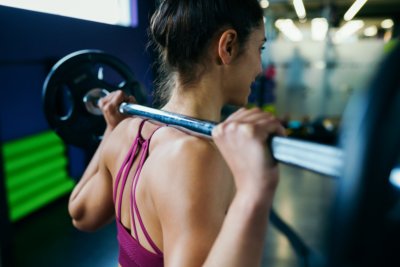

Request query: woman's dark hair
[{"left": 149, "top": 0, "right": 263, "bottom": 106}]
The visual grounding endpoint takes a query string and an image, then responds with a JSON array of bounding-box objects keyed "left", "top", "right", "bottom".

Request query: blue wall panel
[{"left": 0, "top": 1, "right": 156, "bottom": 177}]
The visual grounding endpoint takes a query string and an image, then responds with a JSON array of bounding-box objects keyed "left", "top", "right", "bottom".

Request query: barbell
[
  {"left": 42, "top": 46, "right": 400, "bottom": 266},
  {"left": 43, "top": 50, "right": 343, "bottom": 177}
]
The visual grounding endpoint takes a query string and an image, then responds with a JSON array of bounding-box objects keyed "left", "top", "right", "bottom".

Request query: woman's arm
[
  {"left": 205, "top": 108, "right": 285, "bottom": 267},
  {"left": 203, "top": 179, "right": 276, "bottom": 267},
  {"left": 156, "top": 108, "right": 285, "bottom": 267},
  {"left": 68, "top": 91, "right": 135, "bottom": 231},
  {"left": 68, "top": 128, "right": 115, "bottom": 231}
]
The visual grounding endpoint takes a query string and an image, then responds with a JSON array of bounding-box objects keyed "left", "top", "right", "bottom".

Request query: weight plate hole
[{"left": 54, "top": 84, "right": 74, "bottom": 121}]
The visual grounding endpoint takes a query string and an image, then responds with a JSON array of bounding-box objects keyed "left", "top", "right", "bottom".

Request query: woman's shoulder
[
  {"left": 151, "top": 125, "right": 220, "bottom": 164},
  {"left": 149, "top": 125, "right": 233, "bottom": 185},
  {"left": 148, "top": 126, "right": 235, "bottom": 212}
]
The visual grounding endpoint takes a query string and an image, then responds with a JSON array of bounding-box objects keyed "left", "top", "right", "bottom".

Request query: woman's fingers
[
  {"left": 98, "top": 90, "right": 136, "bottom": 129},
  {"left": 219, "top": 108, "right": 284, "bottom": 140}
]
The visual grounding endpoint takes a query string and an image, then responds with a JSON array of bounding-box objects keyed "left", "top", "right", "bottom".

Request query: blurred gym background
[{"left": 0, "top": 1, "right": 399, "bottom": 266}]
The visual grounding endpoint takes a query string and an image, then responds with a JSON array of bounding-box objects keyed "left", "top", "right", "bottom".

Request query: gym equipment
[
  {"left": 42, "top": 50, "right": 144, "bottom": 149},
  {"left": 43, "top": 50, "right": 343, "bottom": 177},
  {"left": 42, "top": 46, "right": 400, "bottom": 266},
  {"left": 327, "top": 43, "right": 400, "bottom": 266}
]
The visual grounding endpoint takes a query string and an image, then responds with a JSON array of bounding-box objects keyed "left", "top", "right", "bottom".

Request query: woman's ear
[{"left": 218, "top": 29, "right": 238, "bottom": 65}]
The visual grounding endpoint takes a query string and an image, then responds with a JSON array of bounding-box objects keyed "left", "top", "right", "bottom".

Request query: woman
[{"left": 68, "top": 0, "right": 285, "bottom": 266}]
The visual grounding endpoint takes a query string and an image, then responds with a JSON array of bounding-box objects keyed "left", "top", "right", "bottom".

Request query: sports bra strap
[
  {"left": 137, "top": 119, "right": 149, "bottom": 136},
  {"left": 130, "top": 123, "right": 164, "bottom": 255},
  {"left": 114, "top": 119, "right": 164, "bottom": 255},
  {"left": 114, "top": 119, "right": 149, "bottom": 216}
]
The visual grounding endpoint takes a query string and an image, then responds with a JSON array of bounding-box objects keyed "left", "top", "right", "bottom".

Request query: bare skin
[{"left": 68, "top": 24, "right": 286, "bottom": 267}]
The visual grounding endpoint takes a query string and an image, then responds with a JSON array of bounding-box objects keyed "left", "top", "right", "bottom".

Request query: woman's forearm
[{"left": 203, "top": 187, "right": 275, "bottom": 267}]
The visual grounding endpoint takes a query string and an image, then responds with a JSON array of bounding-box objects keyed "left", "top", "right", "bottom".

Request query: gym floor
[{"left": 7, "top": 165, "right": 336, "bottom": 267}]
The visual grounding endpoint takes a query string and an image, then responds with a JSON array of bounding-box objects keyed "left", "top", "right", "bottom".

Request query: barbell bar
[
  {"left": 83, "top": 86, "right": 344, "bottom": 177},
  {"left": 119, "top": 101, "right": 344, "bottom": 177}
]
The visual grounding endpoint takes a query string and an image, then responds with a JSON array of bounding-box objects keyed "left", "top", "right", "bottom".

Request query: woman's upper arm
[
  {"left": 69, "top": 139, "right": 115, "bottom": 231},
  {"left": 154, "top": 138, "right": 233, "bottom": 267}
]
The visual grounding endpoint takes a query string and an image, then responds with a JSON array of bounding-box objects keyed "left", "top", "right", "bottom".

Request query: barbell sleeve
[{"left": 119, "top": 103, "right": 343, "bottom": 177}]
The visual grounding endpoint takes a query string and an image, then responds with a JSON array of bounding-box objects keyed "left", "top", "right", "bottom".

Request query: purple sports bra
[{"left": 113, "top": 119, "right": 164, "bottom": 267}]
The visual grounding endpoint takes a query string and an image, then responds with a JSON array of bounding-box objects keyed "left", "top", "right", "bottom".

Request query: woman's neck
[{"left": 161, "top": 76, "right": 224, "bottom": 122}]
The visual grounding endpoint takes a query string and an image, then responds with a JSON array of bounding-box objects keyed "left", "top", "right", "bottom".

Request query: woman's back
[{"left": 104, "top": 117, "right": 235, "bottom": 265}]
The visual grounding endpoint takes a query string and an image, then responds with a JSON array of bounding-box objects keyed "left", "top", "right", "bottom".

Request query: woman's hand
[
  {"left": 212, "top": 108, "right": 286, "bottom": 196},
  {"left": 98, "top": 90, "right": 136, "bottom": 131}
]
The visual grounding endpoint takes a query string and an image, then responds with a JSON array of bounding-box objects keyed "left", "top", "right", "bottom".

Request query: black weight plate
[
  {"left": 42, "top": 50, "right": 140, "bottom": 149},
  {"left": 327, "top": 44, "right": 400, "bottom": 266}
]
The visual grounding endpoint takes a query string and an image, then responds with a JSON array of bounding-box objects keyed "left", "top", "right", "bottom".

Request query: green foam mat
[{"left": 2, "top": 131, "right": 75, "bottom": 222}]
